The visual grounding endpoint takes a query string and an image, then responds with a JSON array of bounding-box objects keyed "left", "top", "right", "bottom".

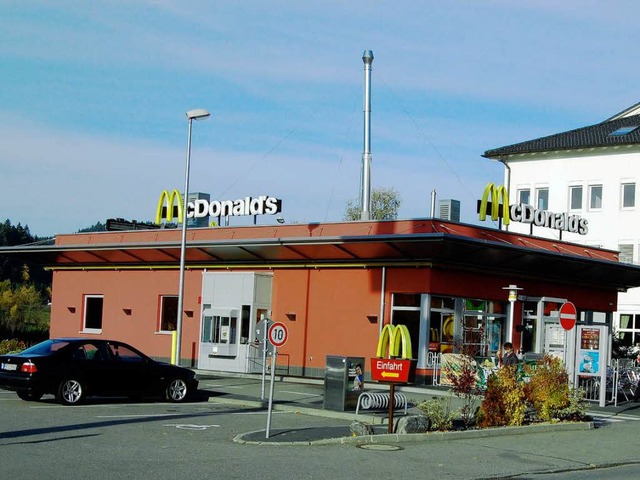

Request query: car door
[
  {"left": 104, "top": 341, "right": 156, "bottom": 397},
  {"left": 84, "top": 342, "right": 120, "bottom": 395}
]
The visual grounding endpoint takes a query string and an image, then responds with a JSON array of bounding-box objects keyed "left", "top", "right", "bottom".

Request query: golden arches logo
[
  {"left": 376, "top": 324, "right": 413, "bottom": 359},
  {"left": 478, "top": 183, "right": 510, "bottom": 225},
  {"left": 155, "top": 189, "right": 184, "bottom": 224}
]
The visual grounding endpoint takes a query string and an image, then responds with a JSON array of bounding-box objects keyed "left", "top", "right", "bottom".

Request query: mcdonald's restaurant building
[{"left": 6, "top": 189, "right": 640, "bottom": 385}]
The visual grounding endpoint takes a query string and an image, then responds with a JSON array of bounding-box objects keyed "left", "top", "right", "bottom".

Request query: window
[
  {"left": 106, "top": 342, "right": 145, "bottom": 363},
  {"left": 617, "top": 313, "right": 640, "bottom": 349},
  {"left": 619, "top": 244, "right": 634, "bottom": 264},
  {"left": 569, "top": 185, "right": 583, "bottom": 210},
  {"left": 536, "top": 188, "right": 549, "bottom": 210},
  {"left": 391, "top": 293, "right": 422, "bottom": 356},
  {"left": 159, "top": 295, "right": 178, "bottom": 332},
  {"left": 201, "top": 312, "right": 238, "bottom": 344},
  {"left": 83, "top": 295, "right": 104, "bottom": 332},
  {"left": 589, "top": 185, "right": 603, "bottom": 209},
  {"left": 429, "top": 296, "right": 455, "bottom": 354},
  {"left": 517, "top": 189, "right": 530, "bottom": 205},
  {"left": 622, "top": 183, "right": 636, "bottom": 209},
  {"left": 609, "top": 126, "right": 639, "bottom": 136},
  {"left": 463, "top": 299, "right": 506, "bottom": 357}
]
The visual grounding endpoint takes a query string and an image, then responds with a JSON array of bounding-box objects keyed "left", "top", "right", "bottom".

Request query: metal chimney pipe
[
  {"left": 430, "top": 189, "right": 437, "bottom": 217},
  {"left": 360, "top": 50, "right": 374, "bottom": 221}
]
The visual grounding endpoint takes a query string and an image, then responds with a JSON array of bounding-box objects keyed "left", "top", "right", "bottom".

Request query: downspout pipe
[{"left": 499, "top": 155, "right": 511, "bottom": 231}]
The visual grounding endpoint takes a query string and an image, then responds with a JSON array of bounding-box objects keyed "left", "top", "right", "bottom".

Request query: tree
[
  {"left": 0, "top": 220, "right": 52, "bottom": 289},
  {"left": 77, "top": 221, "right": 107, "bottom": 233},
  {"left": 343, "top": 187, "right": 402, "bottom": 221}
]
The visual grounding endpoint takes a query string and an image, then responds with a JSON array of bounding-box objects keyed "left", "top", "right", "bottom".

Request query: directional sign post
[
  {"left": 266, "top": 322, "right": 288, "bottom": 439},
  {"left": 372, "top": 324, "right": 415, "bottom": 433},
  {"left": 559, "top": 301, "right": 577, "bottom": 331}
]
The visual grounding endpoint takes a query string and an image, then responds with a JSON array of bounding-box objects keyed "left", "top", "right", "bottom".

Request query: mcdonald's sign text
[
  {"left": 478, "top": 183, "right": 588, "bottom": 235},
  {"left": 156, "top": 189, "right": 282, "bottom": 225}
]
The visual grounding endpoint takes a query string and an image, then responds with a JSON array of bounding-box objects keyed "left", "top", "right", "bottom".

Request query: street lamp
[
  {"left": 502, "top": 284, "right": 523, "bottom": 344},
  {"left": 175, "top": 108, "right": 210, "bottom": 365}
]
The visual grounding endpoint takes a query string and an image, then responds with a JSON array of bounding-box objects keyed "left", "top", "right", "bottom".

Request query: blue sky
[{"left": 2, "top": 1, "right": 640, "bottom": 237}]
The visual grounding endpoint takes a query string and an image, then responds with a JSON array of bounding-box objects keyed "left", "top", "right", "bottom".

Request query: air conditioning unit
[{"left": 438, "top": 199, "right": 460, "bottom": 222}]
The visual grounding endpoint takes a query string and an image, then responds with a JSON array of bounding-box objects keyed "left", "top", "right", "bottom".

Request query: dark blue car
[{"left": 0, "top": 338, "right": 198, "bottom": 405}]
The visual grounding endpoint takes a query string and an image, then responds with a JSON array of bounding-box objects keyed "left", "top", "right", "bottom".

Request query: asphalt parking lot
[{"left": 3, "top": 373, "right": 640, "bottom": 480}]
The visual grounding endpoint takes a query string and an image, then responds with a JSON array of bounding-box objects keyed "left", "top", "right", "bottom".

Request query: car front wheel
[
  {"left": 166, "top": 378, "right": 189, "bottom": 402},
  {"left": 56, "top": 379, "right": 85, "bottom": 405}
]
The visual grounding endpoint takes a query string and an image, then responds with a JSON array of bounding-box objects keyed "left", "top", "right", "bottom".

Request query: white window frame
[
  {"left": 589, "top": 184, "right": 603, "bottom": 210},
  {"left": 157, "top": 295, "right": 178, "bottom": 333},
  {"left": 536, "top": 187, "right": 549, "bottom": 210},
  {"left": 569, "top": 185, "right": 583, "bottom": 211},
  {"left": 517, "top": 188, "right": 531, "bottom": 205},
  {"left": 82, "top": 294, "right": 104, "bottom": 333},
  {"left": 621, "top": 182, "right": 636, "bottom": 209}
]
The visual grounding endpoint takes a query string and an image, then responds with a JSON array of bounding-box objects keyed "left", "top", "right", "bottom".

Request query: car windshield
[{"left": 20, "top": 339, "right": 72, "bottom": 355}]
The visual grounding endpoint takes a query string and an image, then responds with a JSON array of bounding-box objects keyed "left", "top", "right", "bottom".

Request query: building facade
[
  {"left": 6, "top": 217, "right": 640, "bottom": 384},
  {"left": 484, "top": 102, "right": 640, "bottom": 352}
]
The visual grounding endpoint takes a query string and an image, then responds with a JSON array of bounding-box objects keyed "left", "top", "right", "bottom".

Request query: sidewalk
[{"left": 193, "top": 370, "right": 601, "bottom": 445}]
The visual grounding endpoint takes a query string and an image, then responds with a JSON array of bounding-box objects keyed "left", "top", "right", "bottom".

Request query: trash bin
[{"left": 323, "top": 355, "right": 365, "bottom": 411}]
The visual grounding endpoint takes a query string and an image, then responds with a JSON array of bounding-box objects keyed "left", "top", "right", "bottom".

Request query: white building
[{"left": 483, "top": 102, "right": 640, "bottom": 351}]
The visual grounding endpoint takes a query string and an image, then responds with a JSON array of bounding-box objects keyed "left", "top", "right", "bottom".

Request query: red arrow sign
[
  {"left": 559, "top": 302, "right": 577, "bottom": 331},
  {"left": 370, "top": 358, "right": 414, "bottom": 383}
]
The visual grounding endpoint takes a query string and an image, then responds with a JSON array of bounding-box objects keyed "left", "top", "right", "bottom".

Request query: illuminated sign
[
  {"left": 478, "top": 183, "right": 510, "bottom": 225},
  {"left": 478, "top": 183, "right": 589, "bottom": 235},
  {"left": 156, "top": 190, "right": 283, "bottom": 224},
  {"left": 189, "top": 196, "right": 282, "bottom": 219},
  {"left": 156, "top": 189, "right": 183, "bottom": 224},
  {"left": 371, "top": 324, "right": 414, "bottom": 383},
  {"left": 375, "top": 323, "right": 413, "bottom": 359}
]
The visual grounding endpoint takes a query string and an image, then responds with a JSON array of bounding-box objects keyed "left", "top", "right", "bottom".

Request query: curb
[
  {"left": 208, "top": 394, "right": 596, "bottom": 446},
  {"left": 233, "top": 421, "right": 595, "bottom": 446}
]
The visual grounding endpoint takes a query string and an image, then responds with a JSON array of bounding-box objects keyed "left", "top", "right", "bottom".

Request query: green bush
[
  {"left": 477, "top": 355, "right": 587, "bottom": 428},
  {"left": 523, "top": 356, "right": 584, "bottom": 422},
  {"left": 0, "top": 338, "right": 27, "bottom": 354},
  {"left": 476, "top": 366, "right": 526, "bottom": 428},
  {"left": 415, "top": 396, "right": 455, "bottom": 431}
]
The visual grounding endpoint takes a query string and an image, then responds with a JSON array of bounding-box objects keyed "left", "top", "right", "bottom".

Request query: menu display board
[{"left": 578, "top": 328, "right": 601, "bottom": 375}]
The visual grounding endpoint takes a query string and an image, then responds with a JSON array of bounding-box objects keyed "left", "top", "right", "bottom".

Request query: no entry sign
[{"left": 559, "top": 301, "right": 577, "bottom": 331}]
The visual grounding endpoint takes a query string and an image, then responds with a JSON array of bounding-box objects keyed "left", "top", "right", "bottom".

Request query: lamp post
[
  {"left": 174, "top": 108, "right": 210, "bottom": 366},
  {"left": 502, "top": 284, "right": 523, "bottom": 344}
]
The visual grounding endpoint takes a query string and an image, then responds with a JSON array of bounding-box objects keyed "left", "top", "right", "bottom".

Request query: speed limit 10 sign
[{"left": 268, "top": 322, "right": 288, "bottom": 347}]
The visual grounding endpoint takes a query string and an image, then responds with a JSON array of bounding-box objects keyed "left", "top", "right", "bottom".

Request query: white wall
[{"left": 503, "top": 147, "right": 640, "bottom": 325}]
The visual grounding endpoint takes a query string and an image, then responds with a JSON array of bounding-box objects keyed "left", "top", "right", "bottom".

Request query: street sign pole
[
  {"left": 388, "top": 383, "right": 396, "bottom": 434},
  {"left": 265, "top": 321, "right": 288, "bottom": 439},
  {"left": 265, "top": 346, "right": 277, "bottom": 439},
  {"left": 260, "top": 314, "right": 269, "bottom": 400}
]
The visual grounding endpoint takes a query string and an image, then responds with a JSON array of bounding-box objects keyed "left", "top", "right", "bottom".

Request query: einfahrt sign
[
  {"left": 559, "top": 301, "right": 577, "bottom": 331},
  {"left": 370, "top": 358, "right": 413, "bottom": 383}
]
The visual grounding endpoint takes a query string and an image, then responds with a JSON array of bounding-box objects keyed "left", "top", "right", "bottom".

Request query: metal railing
[{"left": 579, "top": 358, "right": 639, "bottom": 406}]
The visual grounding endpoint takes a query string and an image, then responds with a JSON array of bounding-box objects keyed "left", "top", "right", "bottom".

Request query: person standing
[{"left": 501, "top": 342, "right": 519, "bottom": 367}]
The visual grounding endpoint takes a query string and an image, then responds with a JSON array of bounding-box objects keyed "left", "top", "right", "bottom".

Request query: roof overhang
[{"left": 3, "top": 226, "right": 640, "bottom": 292}]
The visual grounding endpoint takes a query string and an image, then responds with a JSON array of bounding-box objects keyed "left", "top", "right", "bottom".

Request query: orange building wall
[
  {"left": 271, "top": 268, "right": 383, "bottom": 374},
  {"left": 50, "top": 269, "right": 204, "bottom": 360},
  {"left": 49, "top": 262, "right": 619, "bottom": 373}
]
